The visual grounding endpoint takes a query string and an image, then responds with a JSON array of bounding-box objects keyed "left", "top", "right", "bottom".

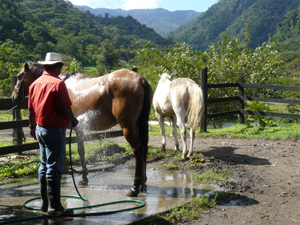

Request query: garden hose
[{"left": 1, "top": 126, "right": 145, "bottom": 224}]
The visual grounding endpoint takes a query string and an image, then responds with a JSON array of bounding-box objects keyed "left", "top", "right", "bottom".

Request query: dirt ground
[
  {"left": 1, "top": 129, "right": 300, "bottom": 225},
  {"left": 145, "top": 135, "right": 300, "bottom": 225}
]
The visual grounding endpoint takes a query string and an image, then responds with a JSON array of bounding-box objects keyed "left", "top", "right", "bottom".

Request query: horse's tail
[
  {"left": 137, "top": 78, "right": 152, "bottom": 150},
  {"left": 187, "top": 83, "right": 204, "bottom": 130}
]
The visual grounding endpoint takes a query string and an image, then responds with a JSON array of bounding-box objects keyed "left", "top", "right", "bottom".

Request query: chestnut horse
[
  {"left": 11, "top": 63, "right": 153, "bottom": 197},
  {"left": 153, "top": 73, "right": 204, "bottom": 160}
]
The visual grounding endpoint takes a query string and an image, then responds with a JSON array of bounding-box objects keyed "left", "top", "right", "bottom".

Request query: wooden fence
[
  {"left": 2, "top": 70, "right": 300, "bottom": 156},
  {"left": 200, "top": 68, "right": 300, "bottom": 132}
]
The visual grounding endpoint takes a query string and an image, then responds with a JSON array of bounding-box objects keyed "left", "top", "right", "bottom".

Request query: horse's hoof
[
  {"left": 174, "top": 146, "right": 180, "bottom": 151},
  {"left": 78, "top": 179, "right": 89, "bottom": 186},
  {"left": 181, "top": 155, "right": 188, "bottom": 161},
  {"left": 126, "top": 187, "right": 139, "bottom": 197},
  {"left": 140, "top": 184, "right": 147, "bottom": 193},
  {"left": 187, "top": 153, "right": 193, "bottom": 158},
  {"left": 161, "top": 145, "right": 166, "bottom": 151}
]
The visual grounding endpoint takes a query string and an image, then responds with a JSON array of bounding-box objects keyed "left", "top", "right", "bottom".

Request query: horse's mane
[
  {"left": 27, "top": 62, "right": 45, "bottom": 78},
  {"left": 60, "top": 72, "right": 91, "bottom": 81}
]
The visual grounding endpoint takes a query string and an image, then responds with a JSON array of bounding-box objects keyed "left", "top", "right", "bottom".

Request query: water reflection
[{"left": 0, "top": 166, "right": 221, "bottom": 225}]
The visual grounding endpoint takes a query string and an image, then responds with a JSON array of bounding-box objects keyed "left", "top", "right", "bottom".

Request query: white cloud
[
  {"left": 67, "top": 0, "right": 106, "bottom": 7},
  {"left": 121, "top": 0, "right": 161, "bottom": 10},
  {"left": 68, "top": 0, "right": 162, "bottom": 10}
]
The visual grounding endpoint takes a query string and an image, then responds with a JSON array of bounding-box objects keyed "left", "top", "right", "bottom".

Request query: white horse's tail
[{"left": 187, "top": 84, "right": 204, "bottom": 130}]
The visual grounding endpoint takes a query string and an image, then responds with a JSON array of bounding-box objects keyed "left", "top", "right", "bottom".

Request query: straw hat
[{"left": 38, "top": 52, "right": 69, "bottom": 70}]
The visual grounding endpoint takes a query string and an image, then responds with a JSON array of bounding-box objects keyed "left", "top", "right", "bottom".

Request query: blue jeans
[{"left": 36, "top": 125, "right": 66, "bottom": 182}]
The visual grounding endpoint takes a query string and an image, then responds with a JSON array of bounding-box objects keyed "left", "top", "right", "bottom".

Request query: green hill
[
  {"left": 271, "top": 5, "right": 300, "bottom": 76},
  {"left": 1, "top": 0, "right": 172, "bottom": 64},
  {"left": 167, "top": 0, "right": 300, "bottom": 50}
]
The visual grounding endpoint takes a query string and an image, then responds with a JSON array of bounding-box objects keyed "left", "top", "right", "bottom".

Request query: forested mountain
[
  {"left": 0, "top": 0, "right": 57, "bottom": 60},
  {"left": 74, "top": 6, "right": 201, "bottom": 37},
  {"left": 1, "top": 0, "right": 172, "bottom": 64},
  {"left": 271, "top": 6, "right": 300, "bottom": 76},
  {"left": 167, "top": 0, "right": 300, "bottom": 50}
]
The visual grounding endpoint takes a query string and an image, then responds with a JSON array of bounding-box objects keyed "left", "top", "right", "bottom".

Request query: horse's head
[
  {"left": 158, "top": 73, "right": 173, "bottom": 83},
  {"left": 11, "top": 62, "right": 44, "bottom": 104}
]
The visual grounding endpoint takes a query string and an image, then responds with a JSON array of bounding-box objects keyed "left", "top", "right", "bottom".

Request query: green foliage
[
  {"left": 96, "top": 39, "right": 120, "bottom": 71},
  {"left": 245, "top": 101, "right": 277, "bottom": 127},
  {"left": 0, "top": 157, "right": 39, "bottom": 179},
  {"left": 132, "top": 42, "right": 205, "bottom": 87},
  {"left": 69, "top": 57, "right": 82, "bottom": 73},
  {"left": 0, "top": 0, "right": 171, "bottom": 69},
  {"left": 206, "top": 28, "right": 283, "bottom": 85},
  {"left": 0, "top": 40, "right": 27, "bottom": 96},
  {"left": 134, "top": 26, "right": 283, "bottom": 127},
  {"left": 203, "top": 28, "right": 282, "bottom": 127},
  {"left": 271, "top": 6, "right": 300, "bottom": 77}
]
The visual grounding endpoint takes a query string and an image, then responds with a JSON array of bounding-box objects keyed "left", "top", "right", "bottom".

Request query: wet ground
[{"left": 0, "top": 163, "right": 220, "bottom": 225}]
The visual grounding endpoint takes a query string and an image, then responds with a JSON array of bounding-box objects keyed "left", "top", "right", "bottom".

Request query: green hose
[{"left": 1, "top": 126, "right": 145, "bottom": 224}]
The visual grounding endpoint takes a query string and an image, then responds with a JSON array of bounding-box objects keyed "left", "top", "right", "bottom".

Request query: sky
[{"left": 67, "top": 0, "right": 219, "bottom": 12}]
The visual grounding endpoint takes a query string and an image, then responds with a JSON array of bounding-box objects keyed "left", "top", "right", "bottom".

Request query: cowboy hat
[{"left": 38, "top": 52, "right": 69, "bottom": 70}]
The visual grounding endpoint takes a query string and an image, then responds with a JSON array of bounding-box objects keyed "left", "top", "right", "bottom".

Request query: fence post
[
  {"left": 238, "top": 77, "right": 244, "bottom": 124},
  {"left": 11, "top": 75, "right": 25, "bottom": 154},
  {"left": 201, "top": 68, "right": 208, "bottom": 132}
]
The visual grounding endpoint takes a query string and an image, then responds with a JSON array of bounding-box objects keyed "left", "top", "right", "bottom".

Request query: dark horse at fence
[{"left": 11, "top": 63, "right": 153, "bottom": 197}]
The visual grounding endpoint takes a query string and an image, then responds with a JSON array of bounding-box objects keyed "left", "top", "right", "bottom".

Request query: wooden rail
[{"left": 200, "top": 69, "right": 300, "bottom": 132}]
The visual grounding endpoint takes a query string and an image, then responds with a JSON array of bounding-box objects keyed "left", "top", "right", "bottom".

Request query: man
[{"left": 28, "top": 52, "right": 78, "bottom": 216}]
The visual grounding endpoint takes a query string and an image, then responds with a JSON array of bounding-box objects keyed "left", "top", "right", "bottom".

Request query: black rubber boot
[
  {"left": 40, "top": 178, "right": 48, "bottom": 212},
  {"left": 47, "top": 181, "right": 73, "bottom": 216}
]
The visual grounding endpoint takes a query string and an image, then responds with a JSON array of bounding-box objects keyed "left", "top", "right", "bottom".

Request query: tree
[
  {"left": 132, "top": 42, "right": 205, "bottom": 87},
  {"left": 96, "top": 39, "right": 120, "bottom": 71},
  {"left": 131, "top": 25, "right": 284, "bottom": 127},
  {"left": 0, "top": 40, "right": 28, "bottom": 96}
]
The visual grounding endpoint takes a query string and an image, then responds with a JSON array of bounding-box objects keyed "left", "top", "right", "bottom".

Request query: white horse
[{"left": 153, "top": 73, "right": 204, "bottom": 160}]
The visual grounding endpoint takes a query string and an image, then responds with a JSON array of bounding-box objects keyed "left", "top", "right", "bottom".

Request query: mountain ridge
[{"left": 74, "top": 6, "right": 201, "bottom": 36}]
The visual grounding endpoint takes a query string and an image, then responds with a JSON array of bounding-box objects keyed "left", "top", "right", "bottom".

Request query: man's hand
[
  {"left": 30, "top": 128, "right": 36, "bottom": 140},
  {"left": 71, "top": 117, "right": 78, "bottom": 128}
]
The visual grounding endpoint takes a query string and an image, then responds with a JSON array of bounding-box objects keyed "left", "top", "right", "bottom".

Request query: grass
[
  {"left": 160, "top": 163, "right": 183, "bottom": 170},
  {"left": 0, "top": 109, "right": 28, "bottom": 122},
  {"left": 149, "top": 122, "right": 300, "bottom": 139},
  {"left": 138, "top": 195, "right": 217, "bottom": 225},
  {"left": 64, "top": 140, "right": 134, "bottom": 166},
  {"left": 0, "top": 156, "right": 39, "bottom": 179},
  {"left": 194, "top": 167, "right": 234, "bottom": 183}
]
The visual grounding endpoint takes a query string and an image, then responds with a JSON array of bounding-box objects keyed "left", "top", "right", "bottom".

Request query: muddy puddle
[{"left": 0, "top": 165, "right": 222, "bottom": 224}]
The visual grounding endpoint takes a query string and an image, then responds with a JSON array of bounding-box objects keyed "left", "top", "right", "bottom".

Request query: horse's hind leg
[
  {"left": 75, "top": 129, "right": 89, "bottom": 185},
  {"left": 171, "top": 116, "right": 180, "bottom": 151},
  {"left": 176, "top": 112, "right": 187, "bottom": 160},
  {"left": 122, "top": 126, "right": 146, "bottom": 197},
  {"left": 187, "top": 127, "right": 195, "bottom": 158},
  {"left": 156, "top": 112, "right": 166, "bottom": 151}
]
